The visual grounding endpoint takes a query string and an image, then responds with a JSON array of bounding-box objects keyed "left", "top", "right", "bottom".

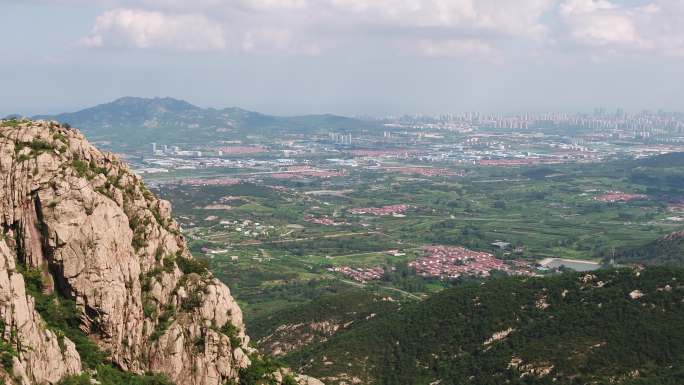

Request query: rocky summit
[{"left": 0, "top": 119, "right": 300, "bottom": 385}]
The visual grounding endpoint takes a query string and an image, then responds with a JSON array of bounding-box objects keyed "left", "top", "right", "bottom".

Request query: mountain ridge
[
  {"left": 611, "top": 229, "right": 684, "bottom": 266},
  {"left": 281, "top": 267, "right": 684, "bottom": 385},
  {"left": 31, "top": 97, "right": 376, "bottom": 150}
]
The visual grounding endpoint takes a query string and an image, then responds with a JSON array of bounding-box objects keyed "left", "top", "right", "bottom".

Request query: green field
[{"left": 153, "top": 156, "right": 684, "bottom": 321}]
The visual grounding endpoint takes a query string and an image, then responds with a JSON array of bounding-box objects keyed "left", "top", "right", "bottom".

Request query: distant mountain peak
[
  {"left": 108, "top": 96, "right": 200, "bottom": 111},
  {"left": 31, "top": 97, "right": 379, "bottom": 150}
]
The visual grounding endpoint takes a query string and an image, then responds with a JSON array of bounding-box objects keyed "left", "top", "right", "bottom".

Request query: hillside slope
[
  {"left": 249, "top": 289, "right": 401, "bottom": 358},
  {"left": 627, "top": 152, "right": 684, "bottom": 194},
  {"left": 34, "top": 97, "right": 376, "bottom": 149},
  {"left": 0, "top": 119, "right": 276, "bottom": 384},
  {"left": 612, "top": 230, "right": 684, "bottom": 266},
  {"left": 286, "top": 268, "right": 684, "bottom": 385}
]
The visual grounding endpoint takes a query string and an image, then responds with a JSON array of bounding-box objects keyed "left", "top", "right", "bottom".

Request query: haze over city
[{"left": 2, "top": 0, "right": 684, "bottom": 116}]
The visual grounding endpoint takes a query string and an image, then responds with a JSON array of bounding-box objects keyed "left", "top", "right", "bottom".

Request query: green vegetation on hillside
[
  {"left": 57, "top": 366, "right": 174, "bottom": 385},
  {"left": 249, "top": 288, "right": 402, "bottom": 357},
  {"left": 237, "top": 354, "right": 298, "bottom": 385},
  {"left": 20, "top": 265, "right": 106, "bottom": 368},
  {"left": 286, "top": 267, "right": 684, "bottom": 385},
  {"left": 612, "top": 232, "right": 684, "bottom": 265},
  {"left": 12, "top": 264, "right": 175, "bottom": 384},
  {"left": 152, "top": 155, "right": 684, "bottom": 324}
]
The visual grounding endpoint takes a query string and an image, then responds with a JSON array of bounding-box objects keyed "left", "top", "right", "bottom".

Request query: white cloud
[
  {"left": 76, "top": 0, "right": 684, "bottom": 59},
  {"left": 324, "top": 0, "right": 553, "bottom": 37},
  {"left": 560, "top": 0, "right": 684, "bottom": 56},
  {"left": 78, "top": 0, "right": 554, "bottom": 58},
  {"left": 228, "top": 0, "right": 553, "bottom": 38},
  {"left": 411, "top": 38, "right": 496, "bottom": 59},
  {"left": 232, "top": 0, "right": 555, "bottom": 59},
  {"left": 241, "top": 28, "right": 320, "bottom": 55},
  {"left": 559, "top": 0, "right": 616, "bottom": 14},
  {"left": 80, "top": 8, "right": 226, "bottom": 51},
  {"left": 559, "top": 0, "right": 646, "bottom": 47},
  {"left": 235, "top": 0, "right": 310, "bottom": 11}
]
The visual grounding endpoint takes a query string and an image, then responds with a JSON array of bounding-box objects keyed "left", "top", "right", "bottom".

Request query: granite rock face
[
  {"left": 0, "top": 238, "right": 82, "bottom": 384},
  {"left": 0, "top": 120, "right": 249, "bottom": 384}
]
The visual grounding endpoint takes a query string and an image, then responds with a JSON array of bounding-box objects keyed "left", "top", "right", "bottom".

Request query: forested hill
[
  {"left": 626, "top": 152, "right": 684, "bottom": 194},
  {"left": 609, "top": 151, "right": 684, "bottom": 264},
  {"left": 632, "top": 152, "right": 684, "bottom": 168},
  {"left": 579, "top": 152, "right": 684, "bottom": 266},
  {"left": 248, "top": 289, "right": 401, "bottom": 358},
  {"left": 286, "top": 267, "right": 684, "bottom": 385},
  {"left": 33, "top": 97, "right": 378, "bottom": 149},
  {"left": 613, "top": 231, "right": 684, "bottom": 266}
]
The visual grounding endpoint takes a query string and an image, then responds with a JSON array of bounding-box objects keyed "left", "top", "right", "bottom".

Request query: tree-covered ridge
[
  {"left": 612, "top": 231, "right": 684, "bottom": 265},
  {"left": 286, "top": 267, "right": 684, "bottom": 385},
  {"left": 248, "top": 289, "right": 401, "bottom": 357}
]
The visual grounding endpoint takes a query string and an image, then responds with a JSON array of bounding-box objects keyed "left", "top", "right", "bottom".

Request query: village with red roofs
[
  {"left": 329, "top": 266, "right": 386, "bottom": 283},
  {"left": 408, "top": 246, "right": 512, "bottom": 279},
  {"left": 595, "top": 191, "right": 648, "bottom": 203}
]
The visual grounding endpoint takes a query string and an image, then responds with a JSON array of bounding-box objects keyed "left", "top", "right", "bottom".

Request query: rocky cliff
[{"left": 0, "top": 119, "right": 252, "bottom": 384}]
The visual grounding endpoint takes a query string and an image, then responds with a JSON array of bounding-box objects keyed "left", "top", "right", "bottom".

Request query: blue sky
[{"left": 1, "top": 0, "right": 683, "bottom": 116}]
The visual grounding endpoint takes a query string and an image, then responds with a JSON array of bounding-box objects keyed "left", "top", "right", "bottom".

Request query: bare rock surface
[{"left": 0, "top": 120, "right": 250, "bottom": 384}]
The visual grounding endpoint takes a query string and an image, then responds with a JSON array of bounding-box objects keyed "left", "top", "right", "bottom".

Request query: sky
[{"left": 1, "top": 0, "right": 683, "bottom": 117}]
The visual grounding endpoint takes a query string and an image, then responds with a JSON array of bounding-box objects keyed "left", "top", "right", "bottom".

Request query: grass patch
[
  {"left": 57, "top": 364, "right": 175, "bottom": 385},
  {"left": 20, "top": 265, "right": 106, "bottom": 369},
  {"left": 176, "top": 256, "right": 209, "bottom": 276}
]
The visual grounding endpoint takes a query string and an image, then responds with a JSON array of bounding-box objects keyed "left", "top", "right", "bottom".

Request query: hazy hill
[
  {"left": 281, "top": 267, "right": 684, "bottom": 385},
  {"left": 632, "top": 152, "right": 684, "bottom": 168},
  {"left": 584, "top": 152, "right": 684, "bottom": 265},
  {"left": 34, "top": 97, "right": 378, "bottom": 150},
  {"left": 626, "top": 153, "right": 684, "bottom": 194}
]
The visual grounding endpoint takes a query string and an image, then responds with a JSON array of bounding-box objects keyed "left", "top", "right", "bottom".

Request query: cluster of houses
[
  {"left": 595, "top": 191, "right": 648, "bottom": 203},
  {"left": 348, "top": 149, "right": 417, "bottom": 158},
  {"left": 270, "top": 166, "right": 347, "bottom": 179},
  {"left": 409, "top": 246, "right": 512, "bottom": 279},
  {"left": 217, "top": 219, "right": 274, "bottom": 238},
  {"left": 477, "top": 158, "right": 568, "bottom": 166},
  {"left": 667, "top": 202, "right": 684, "bottom": 212},
  {"left": 181, "top": 177, "right": 241, "bottom": 186},
  {"left": 215, "top": 145, "right": 266, "bottom": 155},
  {"left": 349, "top": 204, "right": 409, "bottom": 216},
  {"left": 389, "top": 167, "right": 462, "bottom": 177},
  {"left": 329, "top": 266, "right": 385, "bottom": 283},
  {"left": 304, "top": 216, "right": 343, "bottom": 226}
]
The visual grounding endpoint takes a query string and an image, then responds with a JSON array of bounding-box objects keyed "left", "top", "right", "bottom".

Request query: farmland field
[{"left": 152, "top": 156, "right": 684, "bottom": 322}]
